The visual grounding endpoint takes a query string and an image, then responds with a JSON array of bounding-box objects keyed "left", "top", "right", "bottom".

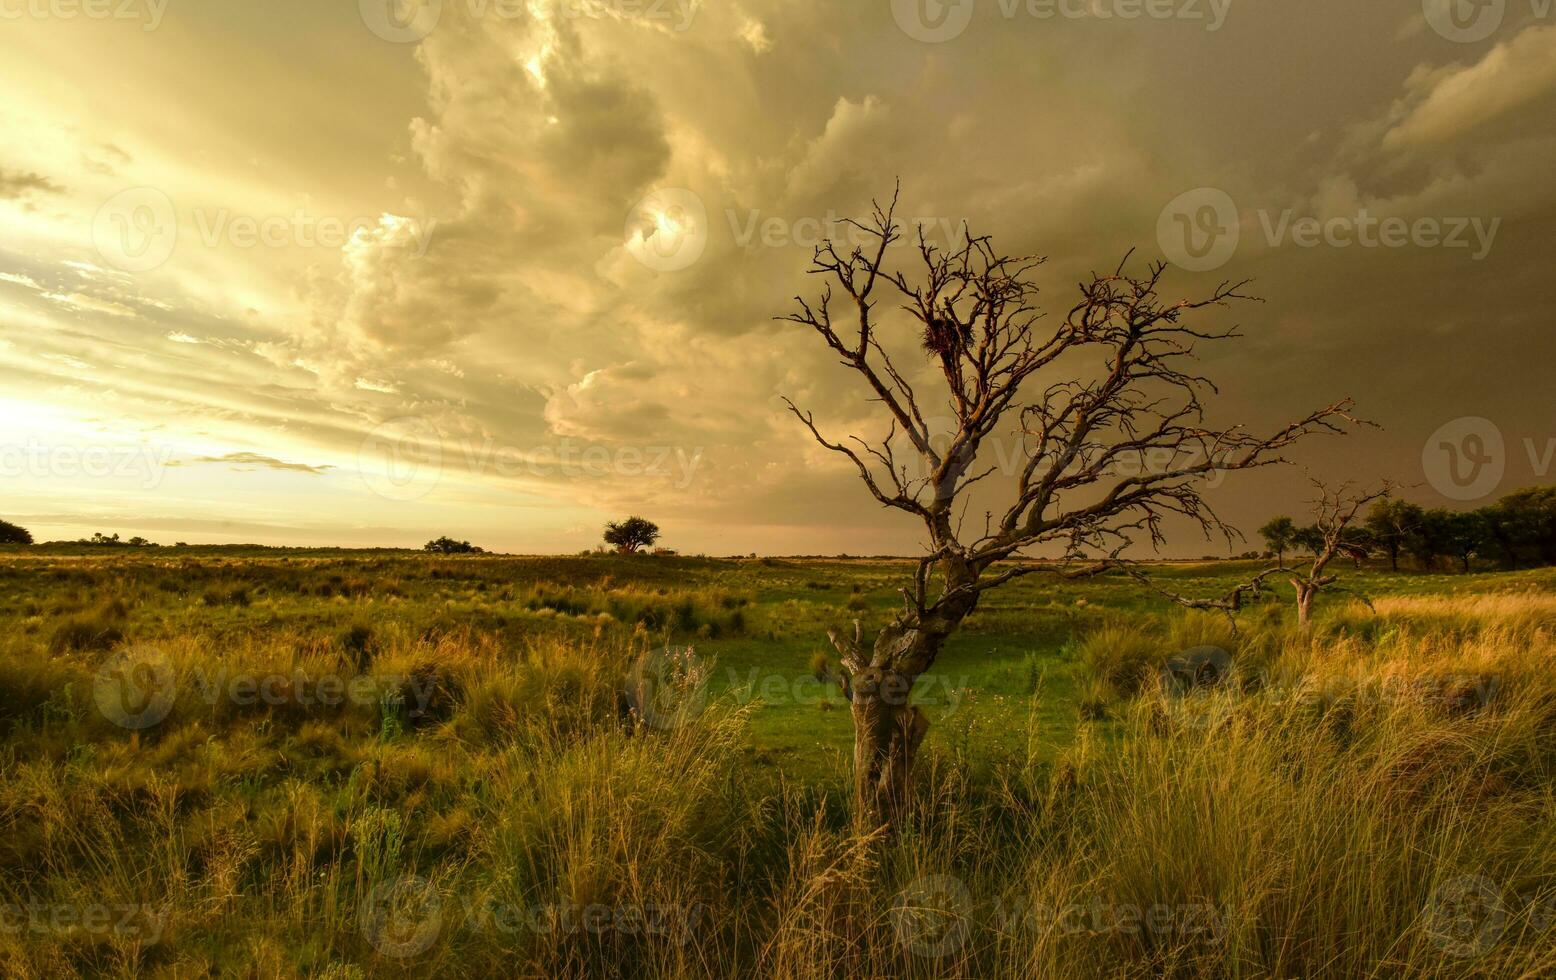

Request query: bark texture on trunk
[
  {"left": 1295, "top": 585, "right": 1315, "bottom": 632},
  {"left": 835, "top": 561, "right": 978, "bottom": 830},
  {"left": 849, "top": 666, "right": 930, "bottom": 828}
]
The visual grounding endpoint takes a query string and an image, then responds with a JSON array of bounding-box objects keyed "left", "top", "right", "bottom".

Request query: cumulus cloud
[{"left": 1384, "top": 25, "right": 1556, "bottom": 150}]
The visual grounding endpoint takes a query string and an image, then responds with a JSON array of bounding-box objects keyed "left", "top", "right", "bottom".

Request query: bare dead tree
[
  {"left": 1282, "top": 479, "right": 1395, "bottom": 631},
  {"left": 781, "top": 187, "right": 1363, "bottom": 829}
]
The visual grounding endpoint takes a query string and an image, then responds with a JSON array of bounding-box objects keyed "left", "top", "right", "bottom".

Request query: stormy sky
[{"left": 1, "top": 0, "right": 1552, "bottom": 554}]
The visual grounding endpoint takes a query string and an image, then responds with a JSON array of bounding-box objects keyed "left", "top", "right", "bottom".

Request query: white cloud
[{"left": 1385, "top": 25, "right": 1556, "bottom": 149}]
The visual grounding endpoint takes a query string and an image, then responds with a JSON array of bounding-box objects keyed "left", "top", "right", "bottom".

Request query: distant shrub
[
  {"left": 202, "top": 586, "right": 250, "bottom": 607},
  {"left": 0, "top": 650, "right": 82, "bottom": 723},
  {"left": 398, "top": 661, "right": 463, "bottom": 729},
  {"left": 339, "top": 624, "right": 377, "bottom": 670},
  {"left": 97, "top": 597, "right": 130, "bottom": 620},
  {"left": 0, "top": 519, "right": 32, "bottom": 545},
  {"left": 1076, "top": 620, "right": 1168, "bottom": 698},
  {"left": 1077, "top": 678, "right": 1112, "bottom": 720},
  {"left": 1166, "top": 610, "right": 1239, "bottom": 658},
  {"left": 48, "top": 616, "right": 124, "bottom": 655}
]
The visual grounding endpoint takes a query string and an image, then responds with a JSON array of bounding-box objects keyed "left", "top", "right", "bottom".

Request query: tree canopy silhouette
[{"left": 604, "top": 517, "right": 660, "bottom": 554}]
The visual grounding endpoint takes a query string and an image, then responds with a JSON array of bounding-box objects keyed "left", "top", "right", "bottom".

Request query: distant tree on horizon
[
  {"left": 1257, "top": 486, "right": 1556, "bottom": 573},
  {"left": 425, "top": 537, "right": 483, "bottom": 555},
  {"left": 1364, "top": 498, "right": 1422, "bottom": 572},
  {"left": 1291, "top": 523, "right": 1326, "bottom": 556},
  {"left": 80, "top": 532, "right": 159, "bottom": 548},
  {"left": 1483, "top": 487, "right": 1556, "bottom": 568},
  {"left": 1420, "top": 508, "right": 1486, "bottom": 574},
  {"left": 0, "top": 519, "right": 32, "bottom": 545},
  {"left": 604, "top": 517, "right": 660, "bottom": 554},
  {"left": 1258, "top": 516, "right": 1296, "bottom": 564}
]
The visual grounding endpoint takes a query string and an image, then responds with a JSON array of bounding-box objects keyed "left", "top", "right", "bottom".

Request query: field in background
[{"left": 1, "top": 548, "right": 1553, "bottom": 976}]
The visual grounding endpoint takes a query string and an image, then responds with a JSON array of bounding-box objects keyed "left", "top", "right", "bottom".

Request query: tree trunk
[
  {"left": 1296, "top": 586, "right": 1315, "bottom": 632},
  {"left": 836, "top": 567, "right": 975, "bottom": 830},
  {"left": 849, "top": 665, "right": 930, "bottom": 829}
]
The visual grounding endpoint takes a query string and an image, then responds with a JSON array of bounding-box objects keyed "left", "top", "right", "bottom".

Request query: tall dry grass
[{"left": 0, "top": 591, "right": 1552, "bottom": 976}]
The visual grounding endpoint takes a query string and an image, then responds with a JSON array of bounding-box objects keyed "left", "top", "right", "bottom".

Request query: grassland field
[{"left": 1, "top": 545, "right": 1554, "bottom": 977}]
